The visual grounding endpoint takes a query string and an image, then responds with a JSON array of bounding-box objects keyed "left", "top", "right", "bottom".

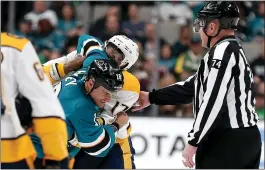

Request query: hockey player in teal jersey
[{"left": 30, "top": 59, "right": 128, "bottom": 168}]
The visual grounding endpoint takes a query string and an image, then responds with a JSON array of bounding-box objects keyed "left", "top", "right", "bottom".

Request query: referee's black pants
[{"left": 196, "top": 125, "right": 262, "bottom": 169}]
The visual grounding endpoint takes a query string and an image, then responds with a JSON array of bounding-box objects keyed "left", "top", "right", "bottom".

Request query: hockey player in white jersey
[
  {"left": 0, "top": 32, "right": 68, "bottom": 169},
  {"left": 42, "top": 34, "right": 140, "bottom": 169}
]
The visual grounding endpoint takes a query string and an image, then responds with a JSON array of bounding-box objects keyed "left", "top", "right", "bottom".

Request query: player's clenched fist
[{"left": 114, "top": 112, "right": 129, "bottom": 129}]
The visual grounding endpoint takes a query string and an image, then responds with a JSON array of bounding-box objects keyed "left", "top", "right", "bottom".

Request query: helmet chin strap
[
  {"left": 120, "top": 62, "right": 129, "bottom": 70},
  {"left": 203, "top": 24, "right": 222, "bottom": 48},
  {"left": 83, "top": 78, "right": 99, "bottom": 95}
]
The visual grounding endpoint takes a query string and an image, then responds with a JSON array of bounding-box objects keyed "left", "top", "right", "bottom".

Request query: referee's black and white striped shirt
[{"left": 149, "top": 35, "right": 259, "bottom": 146}]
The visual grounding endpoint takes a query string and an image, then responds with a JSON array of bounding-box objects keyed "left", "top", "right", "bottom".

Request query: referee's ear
[{"left": 206, "top": 19, "right": 219, "bottom": 36}]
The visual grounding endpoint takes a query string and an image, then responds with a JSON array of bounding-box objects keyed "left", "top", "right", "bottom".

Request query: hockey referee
[{"left": 133, "top": 2, "right": 262, "bottom": 169}]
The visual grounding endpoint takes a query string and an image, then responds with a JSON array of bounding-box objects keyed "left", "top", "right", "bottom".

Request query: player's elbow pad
[{"left": 33, "top": 117, "right": 68, "bottom": 161}]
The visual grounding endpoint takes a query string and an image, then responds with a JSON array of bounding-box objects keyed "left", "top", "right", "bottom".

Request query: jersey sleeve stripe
[
  {"left": 84, "top": 137, "right": 112, "bottom": 156},
  {"left": 78, "top": 128, "right": 106, "bottom": 148},
  {"left": 83, "top": 40, "right": 101, "bottom": 55},
  {"left": 32, "top": 116, "right": 65, "bottom": 121},
  {"left": 79, "top": 128, "right": 112, "bottom": 155}
]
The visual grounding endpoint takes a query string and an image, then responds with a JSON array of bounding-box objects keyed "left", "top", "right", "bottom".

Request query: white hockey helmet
[{"left": 107, "top": 35, "right": 139, "bottom": 70}]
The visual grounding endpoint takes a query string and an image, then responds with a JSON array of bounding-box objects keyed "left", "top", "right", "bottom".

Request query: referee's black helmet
[{"left": 193, "top": 2, "right": 240, "bottom": 33}]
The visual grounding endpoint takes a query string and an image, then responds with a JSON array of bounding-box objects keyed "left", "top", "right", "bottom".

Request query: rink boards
[{"left": 129, "top": 117, "right": 264, "bottom": 169}]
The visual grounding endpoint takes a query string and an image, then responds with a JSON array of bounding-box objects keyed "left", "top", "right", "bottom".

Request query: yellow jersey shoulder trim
[
  {"left": 122, "top": 71, "right": 140, "bottom": 95},
  {"left": 1, "top": 32, "right": 29, "bottom": 51}
]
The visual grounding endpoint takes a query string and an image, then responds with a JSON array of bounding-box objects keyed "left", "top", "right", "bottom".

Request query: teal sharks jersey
[
  {"left": 30, "top": 34, "right": 116, "bottom": 160},
  {"left": 31, "top": 72, "right": 116, "bottom": 159},
  {"left": 77, "top": 34, "right": 109, "bottom": 75}
]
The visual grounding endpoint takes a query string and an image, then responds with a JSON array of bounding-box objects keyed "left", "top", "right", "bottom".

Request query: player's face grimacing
[
  {"left": 90, "top": 86, "right": 112, "bottom": 108},
  {"left": 105, "top": 44, "right": 125, "bottom": 65}
]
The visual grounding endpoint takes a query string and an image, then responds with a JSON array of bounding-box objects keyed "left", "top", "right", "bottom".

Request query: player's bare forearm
[{"left": 63, "top": 55, "right": 85, "bottom": 74}]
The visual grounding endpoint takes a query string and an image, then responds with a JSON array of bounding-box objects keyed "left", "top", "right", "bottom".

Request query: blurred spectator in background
[
  {"left": 32, "top": 18, "right": 64, "bottom": 59},
  {"left": 135, "top": 41, "right": 144, "bottom": 61},
  {"left": 142, "top": 23, "right": 156, "bottom": 58},
  {"left": 136, "top": 57, "right": 154, "bottom": 92},
  {"left": 130, "top": 40, "right": 152, "bottom": 116},
  {"left": 172, "top": 24, "right": 192, "bottom": 57},
  {"left": 248, "top": 1, "right": 265, "bottom": 41},
  {"left": 1, "top": 1, "right": 9, "bottom": 32},
  {"left": 139, "top": 23, "right": 166, "bottom": 59},
  {"left": 158, "top": 1, "right": 193, "bottom": 25},
  {"left": 251, "top": 39, "right": 265, "bottom": 82},
  {"left": 50, "top": 1, "right": 66, "bottom": 19},
  {"left": 132, "top": 40, "right": 152, "bottom": 93},
  {"left": 37, "top": 45, "right": 53, "bottom": 64},
  {"left": 121, "top": 3, "right": 145, "bottom": 40},
  {"left": 71, "top": 21, "right": 86, "bottom": 37},
  {"left": 185, "top": 1, "right": 204, "bottom": 18},
  {"left": 63, "top": 35, "right": 79, "bottom": 55},
  {"left": 235, "top": 2, "right": 251, "bottom": 41},
  {"left": 159, "top": 73, "right": 178, "bottom": 117},
  {"left": 174, "top": 34, "right": 205, "bottom": 80},
  {"left": 159, "top": 43, "right": 176, "bottom": 75},
  {"left": 255, "top": 82, "right": 264, "bottom": 120},
  {"left": 98, "top": 15, "right": 125, "bottom": 42},
  {"left": 24, "top": 1, "right": 58, "bottom": 31},
  {"left": 255, "top": 81, "right": 264, "bottom": 120},
  {"left": 89, "top": 5, "right": 120, "bottom": 38},
  {"left": 251, "top": 39, "right": 264, "bottom": 119},
  {"left": 58, "top": 4, "right": 77, "bottom": 36},
  {"left": 15, "top": 19, "right": 33, "bottom": 40},
  {"left": 172, "top": 34, "right": 205, "bottom": 118}
]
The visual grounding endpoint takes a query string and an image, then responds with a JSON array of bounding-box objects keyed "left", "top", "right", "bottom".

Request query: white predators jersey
[
  {"left": 101, "top": 71, "right": 140, "bottom": 121},
  {"left": 102, "top": 71, "right": 140, "bottom": 142},
  {"left": 1, "top": 33, "right": 68, "bottom": 163},
  {"left": 103, "top": 71, "right": 140, "bottom": 116}
]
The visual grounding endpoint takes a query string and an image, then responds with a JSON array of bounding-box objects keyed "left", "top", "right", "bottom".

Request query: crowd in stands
[{"left": 1, "top": 1, "right": 264, "bottom": 118}]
